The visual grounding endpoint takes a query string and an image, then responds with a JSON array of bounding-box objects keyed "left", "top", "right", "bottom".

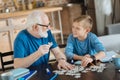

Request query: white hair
[{"left": 26, "top": 10, "right": 48, "bottom": 29}]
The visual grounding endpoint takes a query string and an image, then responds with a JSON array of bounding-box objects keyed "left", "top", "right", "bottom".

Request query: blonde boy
[{"left": 65, "top": 15, "right": 105, "bottom": 67}]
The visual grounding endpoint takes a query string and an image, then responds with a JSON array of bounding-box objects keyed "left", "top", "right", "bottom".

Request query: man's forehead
[{"left": 41, "top": 16, "right": 49, "bottom": 24}]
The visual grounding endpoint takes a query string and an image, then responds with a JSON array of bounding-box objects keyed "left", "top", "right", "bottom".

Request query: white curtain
[
  {"left": 95, "top": 0, "right": 112, "bottom": 35},
  {"left": 102, "top": 0, "right": 112, "bottom": 16}
]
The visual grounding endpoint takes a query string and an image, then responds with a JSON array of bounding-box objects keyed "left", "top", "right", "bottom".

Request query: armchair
[{"left": 106, "top": 23, "right": 120, "bottom": 35}]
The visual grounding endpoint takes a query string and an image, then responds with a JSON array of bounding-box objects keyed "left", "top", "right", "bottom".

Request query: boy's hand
[{"left": 81, "top": 56, "right": 93, "bottom": 67}]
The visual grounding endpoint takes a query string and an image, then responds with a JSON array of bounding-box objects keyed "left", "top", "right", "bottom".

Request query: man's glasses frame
[{"left": 37, "top": 23, "right": 50, "bottom": 28}]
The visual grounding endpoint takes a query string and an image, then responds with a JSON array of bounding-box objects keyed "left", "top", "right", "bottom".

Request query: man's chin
[
  {"left": 43, "top": 35, "right": 48, "bottom": 38},
  {"left": 39, "top": 33, "right": 48, "bottom": 38},
  {"left": 42, "top": 34, "right": 48, "bottom": 38}
]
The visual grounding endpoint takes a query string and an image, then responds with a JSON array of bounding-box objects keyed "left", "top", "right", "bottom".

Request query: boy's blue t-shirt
[
  {"left": 65, "top": 32, "right": 105, "bottom": 60},
  {"left": 14, "top": 29, "right": 57, "bottom": 66}
]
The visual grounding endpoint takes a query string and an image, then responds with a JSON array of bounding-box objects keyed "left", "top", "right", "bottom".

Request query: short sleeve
[
  {"left": 14, "top": 37, "right": 27, "bottom": 58},
  {"left": 47, "top": 30, "right": 58, "bottom": 49}
]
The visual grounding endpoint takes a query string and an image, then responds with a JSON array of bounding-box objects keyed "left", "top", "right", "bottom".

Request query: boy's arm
[
  {"left": 73, "top": 54, "right": 83, "bottom": 60},
  {"left": 94, "top": 51, "right": 106, "bottom": 60}
]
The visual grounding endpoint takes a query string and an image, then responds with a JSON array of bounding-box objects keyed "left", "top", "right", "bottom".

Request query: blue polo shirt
[
  {"left": 65, "top": 32, "right": 105, "bottom": 60},
  {"left": 14, "top": 29, "right": 57, "bottom": 66}
]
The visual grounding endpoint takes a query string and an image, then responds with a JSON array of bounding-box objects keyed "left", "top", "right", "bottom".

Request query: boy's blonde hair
[{"left": 73, "top": 15, "right": 93, "bottom": 29}]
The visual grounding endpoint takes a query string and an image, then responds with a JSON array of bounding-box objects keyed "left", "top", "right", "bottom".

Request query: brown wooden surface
[
  {"left": 61, "top": 4, "right": 82, "bottom": 36},
  {"left": 29, "top": 63, "right": 120, "bottom": 80},
  {"left": 0, "top": 62, "right": 120, "bottom": 80}
]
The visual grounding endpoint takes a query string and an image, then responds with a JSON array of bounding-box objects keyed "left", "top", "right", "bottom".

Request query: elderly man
[{"left": 13, "top": 10, "right": 74, "bottom": 71}]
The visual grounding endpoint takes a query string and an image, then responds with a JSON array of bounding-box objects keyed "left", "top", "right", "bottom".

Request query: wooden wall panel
[
  {"left": 0, "top": 20, "right": 7, "bottom": 28},
  {"left": 61, "top": 4, "right": 82, "bottom": 36},
  {"left": 0, "top": 31, "right": 11, "bottom": 52},
  {"left": 11, "top": 17, "right": 27, "bottom": 26}
]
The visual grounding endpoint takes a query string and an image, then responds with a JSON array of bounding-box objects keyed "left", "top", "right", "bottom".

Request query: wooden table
[{"left": 29, "top": 62, "right": 120, "bottom": 80}]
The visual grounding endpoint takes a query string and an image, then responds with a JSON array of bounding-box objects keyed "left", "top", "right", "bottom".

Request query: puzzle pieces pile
[{"left": 53, "top": 63, "right": 106, "bottom": 79}]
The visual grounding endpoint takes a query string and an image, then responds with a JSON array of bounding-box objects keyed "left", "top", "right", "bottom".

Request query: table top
[{"left": 29, "top": 62, "right": 120, "bottom": 80}]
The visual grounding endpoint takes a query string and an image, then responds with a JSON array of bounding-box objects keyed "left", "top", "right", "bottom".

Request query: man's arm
[
  {"left": 51, "top": 47, "right": 66, "bottom": 61},
  {"left": 14, "top": 51, "right": 42, "bottom": 68},
  {"left": 14, "top": 45, "right": 50, "bottom": 68},
  {"left": 51, "top": 47, "right": 74, "bottom": 70}
]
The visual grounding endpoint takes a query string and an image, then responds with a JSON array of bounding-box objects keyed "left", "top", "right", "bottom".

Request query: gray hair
[{"left": 26, "top": 10, "right": 48, "bottom": 29}]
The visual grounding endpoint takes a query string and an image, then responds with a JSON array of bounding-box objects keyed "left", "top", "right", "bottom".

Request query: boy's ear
[{"left": 86, "top": 28, "right": 91, "bottom": 33}]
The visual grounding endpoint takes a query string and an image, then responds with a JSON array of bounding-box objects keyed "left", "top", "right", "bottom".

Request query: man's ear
[{"left": 32, "top": 25, "right": 39, "bottom": 31}]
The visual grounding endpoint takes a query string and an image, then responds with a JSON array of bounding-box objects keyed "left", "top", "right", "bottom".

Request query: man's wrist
[
  {"left": 36, "top": 50, "right": 42, "bottom": 56},
  {"left": 57, "top": 58, "right": 66, "bottom": 62}
]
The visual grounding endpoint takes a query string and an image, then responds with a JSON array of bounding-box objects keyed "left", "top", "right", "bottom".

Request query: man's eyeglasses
[{"left": 37, "top": 23, "right": 50, "bottom": 28}]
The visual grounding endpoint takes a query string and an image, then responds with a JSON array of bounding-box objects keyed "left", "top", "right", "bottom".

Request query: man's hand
[
  {"left": 38, "top": 45, "right": 50, "bottom": 56},
  {"left": 57, "top": 60, "right": 75, "bottom": 70}
]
